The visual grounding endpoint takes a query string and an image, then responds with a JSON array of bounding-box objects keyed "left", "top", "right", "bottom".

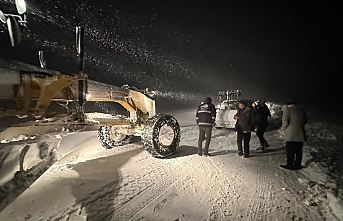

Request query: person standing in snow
[
  {"left": 253, "top": 100, "right": 271, "bottom": 151},
  {"left": 196, "top": 97, "right": 216, "bottom": 156},
  {"left": 280, "top": 99, "right": 308, "bottom": 170},
  {"left": 234, "top": 100, "right": 255, "bottom": 158}
]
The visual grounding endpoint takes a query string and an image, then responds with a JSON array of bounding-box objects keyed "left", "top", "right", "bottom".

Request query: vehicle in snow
[
  {"left": 0, "top": 68, "right": 180, "bottom": 158},
  {"left": 214, "top": 90, "right": 241, "bottom": 129},
  {"left": 214, "top": 90, "right": 273, "bottom": 130},
  {"left": 0, "top": 1, "right": 180, "bottom": 158}
]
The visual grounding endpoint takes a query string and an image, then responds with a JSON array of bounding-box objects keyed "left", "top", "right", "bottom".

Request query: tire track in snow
[
  {"left": 246, "top": 156, "right": 273, "bottom": 220},
  {"left": 207, "top": 156, "right": 244, "bottom": 220},
  {"left": 111, "top": 153, "right": 205, "bottom": 221},
  {"left": 127, "top": 153, "right": 242, "bottom": 221},
  {"left": 45, "top": 151, "right": 190, "bottom": 221},
  {"left": 45, "top": 148, "right": 192, "bottom": 221},
  {"left": 212, "top": 155, "right": 276, "bottom": 220}
]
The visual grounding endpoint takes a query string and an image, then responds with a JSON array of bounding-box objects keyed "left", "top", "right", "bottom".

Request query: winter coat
[
  {"left": 255, "top": 105, "right": 271, "bottom": 126},
  {"left": 282, "top": 104, "right": 308, "bottom": 142},
  {"left": 235, "top": 107, "right": 255, "bottom": 132},
  {"left": 196, "top": 102, "right": 216, "bottom": 126}
]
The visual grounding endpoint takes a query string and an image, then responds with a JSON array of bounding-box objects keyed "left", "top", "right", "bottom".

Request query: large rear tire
[
  {"left": 142, "top": 114, "right": 180, "bottom": 158},
  {"left": 97, "top": 126, "right": 130, "bottom": 149}
]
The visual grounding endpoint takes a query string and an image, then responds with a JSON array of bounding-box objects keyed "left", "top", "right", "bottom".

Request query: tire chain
[
  {"left": 142, "top": 114, "right": 180, "bottom": 158},
  {"left": 97, "top": 126, "right": 130, "bottom": 149}
]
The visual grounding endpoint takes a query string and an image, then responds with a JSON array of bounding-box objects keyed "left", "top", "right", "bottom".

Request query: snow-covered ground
[{"left": 0, "top": 104, "right": 342, "bottom": 221}]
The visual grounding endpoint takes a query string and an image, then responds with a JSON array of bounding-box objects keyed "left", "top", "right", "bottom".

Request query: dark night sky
[{"left": 0, "top": 0, "right": 342, "bottom": 115}]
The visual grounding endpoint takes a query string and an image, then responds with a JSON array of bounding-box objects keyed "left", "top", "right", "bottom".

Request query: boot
[
  {"left": 261, "top": 142, "right": 265, "bottom": 151},
  {"left": 256, "top": 143, "right": 264, "bottom": 150}
]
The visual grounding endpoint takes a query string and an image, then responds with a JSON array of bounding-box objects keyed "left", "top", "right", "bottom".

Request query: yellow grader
[
  {"left": 0, "top": 68, "right": 181, "bottom": 158},
  {"left": 0, "top": 1, "right": 180, "bottom": 158}
]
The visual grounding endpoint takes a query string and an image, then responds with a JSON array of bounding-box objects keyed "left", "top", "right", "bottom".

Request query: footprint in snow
[{"left": 153, "top": 198, "right": 167, "bottom": 212}]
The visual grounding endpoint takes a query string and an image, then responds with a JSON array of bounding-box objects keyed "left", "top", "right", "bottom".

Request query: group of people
[{"left": 196, "top": 96, "right": 308, "bottom": 170}]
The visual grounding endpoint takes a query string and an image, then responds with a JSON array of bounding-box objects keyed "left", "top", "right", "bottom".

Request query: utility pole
[{"left": 75, "top": 26, "right": 87, "bottom": 122}]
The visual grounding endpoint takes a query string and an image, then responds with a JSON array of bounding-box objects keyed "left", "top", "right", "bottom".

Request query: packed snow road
[{"left": 0, "top": 115, "right": 336, "bottom": 221}]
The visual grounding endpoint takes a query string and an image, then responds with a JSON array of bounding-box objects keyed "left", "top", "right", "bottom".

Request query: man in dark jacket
[
  {"left": 196, "top": 97, "right": 216, "bottom": 156},
  {"left": 254, "top": 100, "right": 271, "bottom": 151},
  {"left": 234, "top": 100, "right": 255, "bottom": 158}
]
